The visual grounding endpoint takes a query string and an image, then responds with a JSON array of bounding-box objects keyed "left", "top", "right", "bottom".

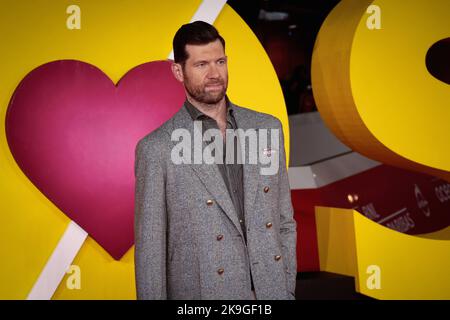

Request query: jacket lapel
[{"left": 170, "top": 105, "right": 245, "bottom": 238}]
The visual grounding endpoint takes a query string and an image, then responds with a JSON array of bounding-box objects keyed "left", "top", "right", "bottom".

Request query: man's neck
[{"left": 186, "top": 95, "right": 227, "bottom": 123}]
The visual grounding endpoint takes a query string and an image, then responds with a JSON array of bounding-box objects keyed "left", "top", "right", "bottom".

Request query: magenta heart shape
[{"left": 5, "top": 60, "right": 185, "bottom": 260}]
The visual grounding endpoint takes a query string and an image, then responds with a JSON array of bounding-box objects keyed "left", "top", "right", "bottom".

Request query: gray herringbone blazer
[{"left": 134, "top": 102, "right": 297, "bottom": 300}]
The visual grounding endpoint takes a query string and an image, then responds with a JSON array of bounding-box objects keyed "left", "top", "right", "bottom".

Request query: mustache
[{"left": 205, "top": 79, "right": 224, "bottom": 86}]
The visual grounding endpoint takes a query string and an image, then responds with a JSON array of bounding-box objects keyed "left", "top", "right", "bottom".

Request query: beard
[{"left": 184, "top": 75, "right": 228, "bottom": 105}]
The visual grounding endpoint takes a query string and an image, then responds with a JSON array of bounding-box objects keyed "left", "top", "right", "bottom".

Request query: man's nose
[{"left": 206, "top": 64, "right": 220, "bottom": 78}]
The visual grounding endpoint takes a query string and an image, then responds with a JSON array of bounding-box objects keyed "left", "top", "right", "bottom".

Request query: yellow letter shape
[{"left": 312, "top": 0, "right": 450, "bottom": 182}]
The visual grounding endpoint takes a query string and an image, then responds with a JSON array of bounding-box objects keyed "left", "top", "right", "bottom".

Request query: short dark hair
[{"left": 173, "top": 21, "right": 225, "bottom": 64}]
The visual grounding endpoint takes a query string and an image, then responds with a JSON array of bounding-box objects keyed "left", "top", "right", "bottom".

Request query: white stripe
[
  {"left": 167, "top": 0, "right": 228, "bottom": 60},
  {"left": 27, "top": 0, "right": 226, "bottom": 300},
  {"left": 288, "top": 152, "right": 381, "bottom": 190},
  {"left": 377, "top": 208, "right": 407, "bottom": 224},
  {"left": 27, "top": 221, "right": 87, "bottom": 300}
]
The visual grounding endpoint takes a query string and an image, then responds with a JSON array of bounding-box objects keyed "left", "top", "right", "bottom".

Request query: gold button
[
  {"left": 217, "top": 234, "right": 224, "bottom": 241},
  {"left": 264, "top": 186, "right": 269, "bottom": 193},
  {"left": 266, "top": 222, "right": 273, "bottom": 228},
  {"left": 206, "top": 199, "right": 214, "bottom": 206},
  {"left": 217, "top": 268, "right": 224, "bottom": 275},
  {"left": 275, "top": 255, "right": 282, "bottom": 261}
]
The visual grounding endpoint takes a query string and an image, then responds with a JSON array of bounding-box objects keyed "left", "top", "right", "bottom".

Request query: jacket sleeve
[
  {"left": 134, "top": 138, "right": 167, "bottom": 300},
  {"left": 276, "top": 119, "right": 298, "bottom": 299}
]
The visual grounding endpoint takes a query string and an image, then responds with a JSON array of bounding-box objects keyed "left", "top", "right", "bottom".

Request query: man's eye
[
  {"left": 218, "top": 60, "right": 226, "bottom": 65},
  {"left": 197, "top": 63, "right": 205, "bottom": 67}
]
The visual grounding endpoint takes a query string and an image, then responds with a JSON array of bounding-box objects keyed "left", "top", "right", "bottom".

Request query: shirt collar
[{"left": 184, "top": 96, "right": 234, "bottom": 121}]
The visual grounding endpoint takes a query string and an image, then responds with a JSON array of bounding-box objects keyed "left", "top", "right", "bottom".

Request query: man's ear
[{"left": 171, "top": 63, "right": 184, "bottom": 83}]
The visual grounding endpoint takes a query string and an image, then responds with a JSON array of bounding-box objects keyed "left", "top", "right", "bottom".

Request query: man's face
[{"left": 176, "top": 39, "right": 228, "bottom": 105}]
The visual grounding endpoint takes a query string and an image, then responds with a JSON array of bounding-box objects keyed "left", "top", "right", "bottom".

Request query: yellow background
[
  {"left": 0, "top": 0, "right": 289, "bottom": 299},
  {"left": 316, "top": 206, "right": 450, "bottom": 299}
]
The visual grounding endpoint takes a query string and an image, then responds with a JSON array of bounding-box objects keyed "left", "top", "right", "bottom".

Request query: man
[{"left": 134, "top": 21, "right": 297, "bottom": 300}]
